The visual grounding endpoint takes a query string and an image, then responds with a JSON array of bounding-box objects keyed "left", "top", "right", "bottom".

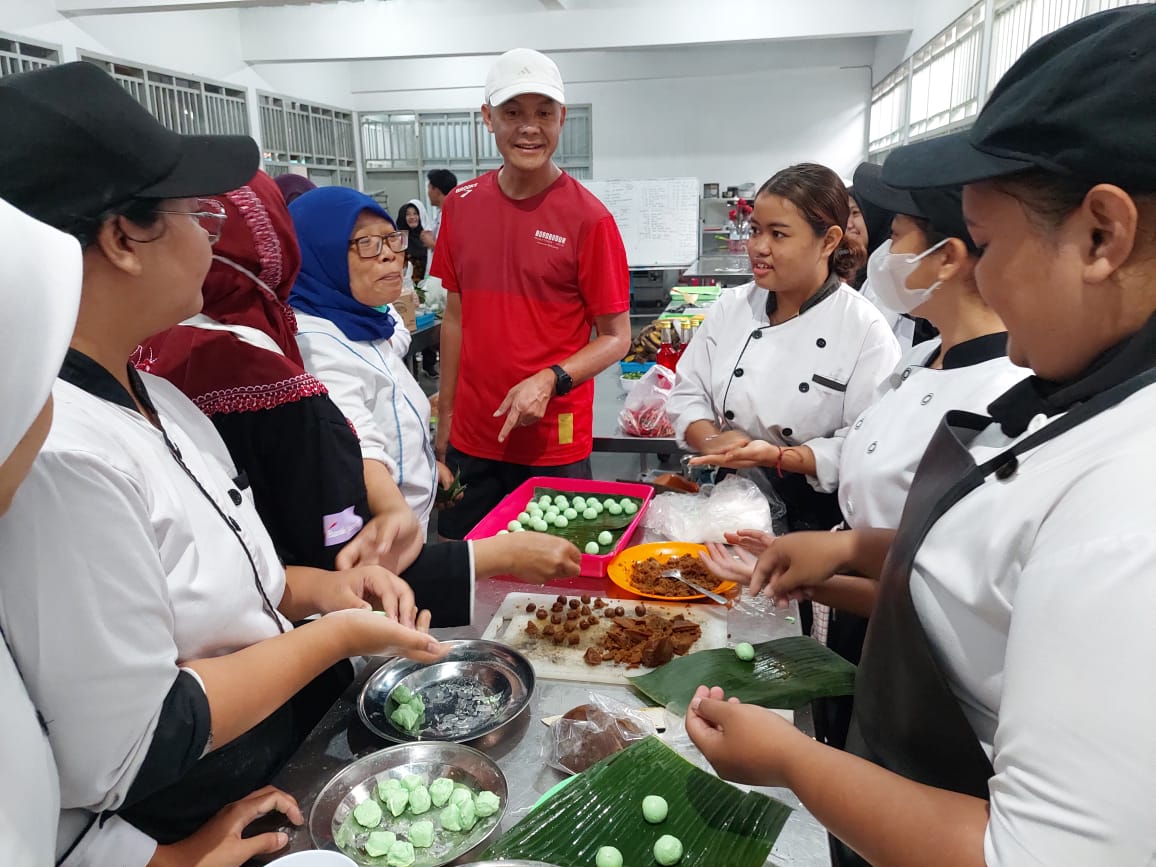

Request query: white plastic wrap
[{"left": 641, "top": 474, "right": 781, "bottom": 542}]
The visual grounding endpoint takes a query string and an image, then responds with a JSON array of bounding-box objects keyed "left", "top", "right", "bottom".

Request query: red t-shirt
[{"left": 432, "top": 170, "right": 630, "bottom": 465}]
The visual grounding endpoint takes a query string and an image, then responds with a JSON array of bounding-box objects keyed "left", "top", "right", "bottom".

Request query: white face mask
[{"left": 865, "top": 238, "right": 950, "bottom": 315}]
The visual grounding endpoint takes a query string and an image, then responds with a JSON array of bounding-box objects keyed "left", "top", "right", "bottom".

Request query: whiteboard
[{"left": 582, "top": 177, "right": 699, "bottom": 269}]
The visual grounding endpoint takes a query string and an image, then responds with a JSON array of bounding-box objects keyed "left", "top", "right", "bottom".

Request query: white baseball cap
[{"left": 485, "top": 48, "right": 565, "bottom": 107}]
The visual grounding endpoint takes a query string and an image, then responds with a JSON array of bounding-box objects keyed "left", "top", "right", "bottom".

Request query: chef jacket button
[
  {"left": 995, "top": 456, "right": 1019, "bottom": 480},
  {"left": 846, "top": 499, "right": 854, "bottom": 516},
  {"left": 798, "top": 382, "right": 810, "bottom": 393},
  {"left": 867, "top": 442, "right": 877, "bottom": 453},
  {"left": 816, "top": 338, "right": 827, "bottom": 348},
  {"left": 228, "top": 517, "right": 242, "bottom": 531},
  {"left": 734, "top": 368, "right": 744, "bottom": 377},
  {"left": 901, "top": 369, "right": 912, "bottom": 380},
  {"left": 782, "top": 427, "right": 793, "bottom": 438},
  {"left": 724, "top": 410, "right": 735, "bottom": 421},
  {"left": 751, "top": 329, "right": 763, "bottom": 340},
  {"left": 228, "top": 489, "right": 242, "bottom": 505},
  {"left": 921, "top": 393, "right": 934, "bottom": 405},
  {"left": 853, "top": 419, "right": 864, "bottom": 430}
]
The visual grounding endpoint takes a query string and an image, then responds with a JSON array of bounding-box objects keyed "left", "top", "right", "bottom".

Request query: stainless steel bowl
[
  {"left": 309, "top": 741, "right": 508, "bottom": 867},
  {"left": 358, "top": 640, "right": 534, "bottom": 745}
]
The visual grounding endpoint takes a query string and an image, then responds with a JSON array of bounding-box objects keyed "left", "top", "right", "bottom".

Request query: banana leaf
[
  {"left": 483, "top": 736, "right": 791, "bottom": 867},
  {"left": 523, "top": 486, "right": 643, "bottom": 550},
  {"left": 629, "top": 636, "right": 856, "bottom": 713}
]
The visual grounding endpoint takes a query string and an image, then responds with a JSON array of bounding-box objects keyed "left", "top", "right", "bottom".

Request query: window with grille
[
  {"left": 360, "top": 104, "right": 593, "bottom": 182},
  {"left": 0, "top": 33, "right": 60, "bottom": 79},
  {"left": 260, "top": 92, "right": 356, "bottom": 183},
  {"left": 908, "top": 3, "right": 985, "bottom": 140},
  {"left": 79, "top": 53, "right": 249, "bottom": 136},
  {"left": 868, "top": 65, "right": 909, "bottom": 155}
]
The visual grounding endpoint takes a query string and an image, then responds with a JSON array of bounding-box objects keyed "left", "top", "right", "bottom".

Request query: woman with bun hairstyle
[{"left": 668, "top": 163, "right": 901, "bottom": 533}]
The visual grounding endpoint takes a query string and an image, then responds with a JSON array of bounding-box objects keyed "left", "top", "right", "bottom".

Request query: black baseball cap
[
  {"left": 852, "top": 162, "right": 977, "bottom": 253},
  {"left": 882, "top": 5, "right": 1156, "bottom": 191},
  {"left": 0, "top": 61, "right": 260, "bottom": 229}
]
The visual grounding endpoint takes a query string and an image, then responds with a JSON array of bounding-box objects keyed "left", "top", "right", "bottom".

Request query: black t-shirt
[{"left": 212, "top": 395, "right": 471, "bottom": 625}]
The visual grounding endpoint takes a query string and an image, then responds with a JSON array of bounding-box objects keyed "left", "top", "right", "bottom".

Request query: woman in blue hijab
[{"left": 290, "top": 187, "right": 442, "bottom": 531}]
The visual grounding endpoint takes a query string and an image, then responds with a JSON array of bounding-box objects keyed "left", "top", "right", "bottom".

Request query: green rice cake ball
[
  {"left": 507, "top": 519, "right": 521, "bottom": 532},
  {"left": 457, "top": 797, "right": 478, "bottom": 831},
  {"left": 532, "top": 519, "right": 550, "bottom": 533},
  {"left": 538, "top": 495, "right": 552, "bottom": 507},
  {"left": 364, "top": 830, "right": 396, "bottom": 857},
  {"left": 496, "top": 529, "right": 509, "bottom": 535},
  {"left": 554, "top": 494, "right": 568, "bottom": 506},
  {"left": 428, "top": 777, "right": 454, "bottom": 808},
  {"left": 376, "top": 777, "right": 403, "bottom": 801},
  {"left": 653, "top": 834, "right": 684, "bottom": 865},
  {"left": 584, "top": 541, "right": 601, "bottom": 555},
  {"left": 401, "top": 773, "right": 424, "bottom": 791},
  {"left": 606, "top": 502, "right": 623, "bottom": 516},
  {"left": 474, "top": 789, "right": 501, "bottom": 817},
  {"left": 386, "top": 839, "right": 416, "bottom": 867},
  {"left": 597, "top": 530, "right": 613, "bottom": 546},
  {"left": 595, "top": 846, "right": 624, "bottom": 867},
  {"left": 517, "top": 511, "right": 532, "bottom": 524},
  {"left": 391, "top": 684, "right": 414, "bottom": 704},
  {"left": 623, "top": 501, "right": 638, "bottom": 515},
  {"left": 602, "top": 498, "right": 617, "bottom": 510},
  {"left": 448, "top": 787, "right": 473, "bottom": 807},
  {"left": 582, "top": 508, "right": 598, "bottom": 520},
  {"left": 563, "top": 507, "right": 578, "bottom": 520},
  {"left": 408, "top": 785, "right": 432, "bottom": 814},
  {"left": 572, "top": 496, "right": 587, "bottom": 510},
  {"left": 735, "top": 642, "right": 756, "bottom": 661},
  {"left": 554, "top": 515, "right": 569, "bottom": 528},
  {"left": 352, "top": 798, "right": 382, "bottom": 828},
  {"left": 385, "top": 788, "right": 409, "bottom": 817},
  {"left": 408, "top": 819, "right": 434, "bottom": 849},
  {"left": 438, "top": 803, "right": 462, "bottom": 832},
  {"left": 642, "top": 794, "right": 669, "bottom": 823}
]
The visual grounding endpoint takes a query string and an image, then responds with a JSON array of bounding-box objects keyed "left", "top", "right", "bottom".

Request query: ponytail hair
[{"left": 759, "top": 163, "right": 864, "bottom": 281}]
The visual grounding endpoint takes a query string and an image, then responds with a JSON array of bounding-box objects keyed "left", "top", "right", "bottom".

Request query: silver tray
[
  {"left": 309, "top": 741, "right": 508, "bottom": 867},
  {"left": 358, "top": 640, "right": 534, "bottom": 744}
]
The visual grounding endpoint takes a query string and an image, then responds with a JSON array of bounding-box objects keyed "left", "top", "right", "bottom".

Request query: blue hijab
[{"left": 288, "top": 187, "right": 397, "bottom": 342}]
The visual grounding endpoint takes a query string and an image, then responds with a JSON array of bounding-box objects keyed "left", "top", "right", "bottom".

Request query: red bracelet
[{"left": 777, "top": 446, "right": 801, "bottom": 478}]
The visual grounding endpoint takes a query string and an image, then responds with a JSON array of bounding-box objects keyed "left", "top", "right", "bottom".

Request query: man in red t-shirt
[{"left": 432, "top": 47, "right": 631, "bottom": 539}]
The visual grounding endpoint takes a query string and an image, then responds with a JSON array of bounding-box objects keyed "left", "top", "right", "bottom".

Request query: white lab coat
[
  {"left": 838, "top": 336, "right": 1028, "bottom": 528},
  {"left": 295, "top": 312, "right": 437, "bottom": 529},
  {"left": 668, "top": 281, "right": 901, "bottom": 491}
]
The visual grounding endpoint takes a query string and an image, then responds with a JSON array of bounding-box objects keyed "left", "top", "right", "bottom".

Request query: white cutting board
[{"left": 480, "top": 591, "right": 728, "bottom": 685}]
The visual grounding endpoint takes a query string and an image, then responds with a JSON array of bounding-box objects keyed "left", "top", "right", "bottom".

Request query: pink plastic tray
[{"left": 465, "top": 476, "right": 654, "bottom": 578}]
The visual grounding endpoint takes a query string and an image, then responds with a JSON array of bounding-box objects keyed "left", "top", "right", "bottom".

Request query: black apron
[{"left": 833, "top": 367, "right": 1156, "bottom": 866}]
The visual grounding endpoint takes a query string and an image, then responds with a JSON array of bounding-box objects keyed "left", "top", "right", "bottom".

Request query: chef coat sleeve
[
  {"left": 389, "top": 313, "right": 413, "bottom": 358},
  {"left": 805, "top": 320, "right": 901, "bottom": 493},
  {"left": 0, "top": 450, "right": 205, "bottom": 815},
  {"left": 299, "top": 334, "right": 400, "bottom": 478},
  {"left": 57, "top": 812, "right": 156, "bottom": 867},
  {"left": 985, "top": 513, "right": 1156, "bottom": 862},
  {"left": 400, "top": 539, "right": 473, "bottom": 627},
  {"left": 668, "top": 302, "right": 726, "bottom": 448}
]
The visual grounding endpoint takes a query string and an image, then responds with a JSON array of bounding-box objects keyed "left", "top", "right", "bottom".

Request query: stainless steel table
[
  {"left": 263, "top": 568, "right": 831, "bottom": 866},
  {"left": 681, "top": 254, "right": 753, "bottom": 285},
  {"left": 591, "top": 366, "right": 682, "bottom": 472}
]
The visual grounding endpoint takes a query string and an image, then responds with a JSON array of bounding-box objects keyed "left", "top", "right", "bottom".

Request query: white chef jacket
[
  {"left": 907, "top": 378, "right": 1156, "bottom": 864},
  {"left": 389, "top": 310, "right": 413, "bottom": 358},
  {"left": 838, "top": 334, "right": 1028, "bottom": 529},
  {"left": 0, "top": 361, "right": 289, "bottom": 825},
  {"left": 668, "top": 280, "right": 901, "bottom": 491},
  {"left": 295, "top": 312, "right": 437, "bottom": 529}
]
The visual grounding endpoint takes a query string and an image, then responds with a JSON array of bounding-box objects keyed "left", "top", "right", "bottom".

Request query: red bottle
[{"left": 656, "top": 323, "right": 680, "bottom": 371}]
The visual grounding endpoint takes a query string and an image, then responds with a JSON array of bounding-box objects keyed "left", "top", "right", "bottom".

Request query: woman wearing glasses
[{"left": 290, "top": 188, "right": 443, "bottom": 530}]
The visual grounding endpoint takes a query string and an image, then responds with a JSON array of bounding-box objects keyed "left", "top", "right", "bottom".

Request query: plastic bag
[
  {"left": 618, "top": 364, "right": 676, "bottom": 437},
  {"left": 544, "top": 692, "right": 657, "bottom": 775},
  {"left": 641, "top": 474, "right": 780, "bottom": 542}
]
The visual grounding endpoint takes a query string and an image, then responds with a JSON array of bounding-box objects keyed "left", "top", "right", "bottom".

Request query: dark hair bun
[{"left": 832, "top": 239, "right": 865, "bottom": 280}]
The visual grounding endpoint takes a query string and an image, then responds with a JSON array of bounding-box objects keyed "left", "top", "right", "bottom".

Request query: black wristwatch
[{"left": 549, "top": 364, "right": 573, "bottom": 396}]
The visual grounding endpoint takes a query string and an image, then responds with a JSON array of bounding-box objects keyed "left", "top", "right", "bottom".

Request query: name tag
[
  {"left": 323, "top": 506, "right": 364, "bottom": 546},
  {"left": 558, "top": 413, "right": 574, "bottom": 445}
]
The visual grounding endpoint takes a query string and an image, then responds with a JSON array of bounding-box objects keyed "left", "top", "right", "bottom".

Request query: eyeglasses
[
  {"left": 155, "top": 198, "right": 228, "bottom": 244},
  {"left": 348, "top": 230, "right": 409, "bottom": 259}
]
